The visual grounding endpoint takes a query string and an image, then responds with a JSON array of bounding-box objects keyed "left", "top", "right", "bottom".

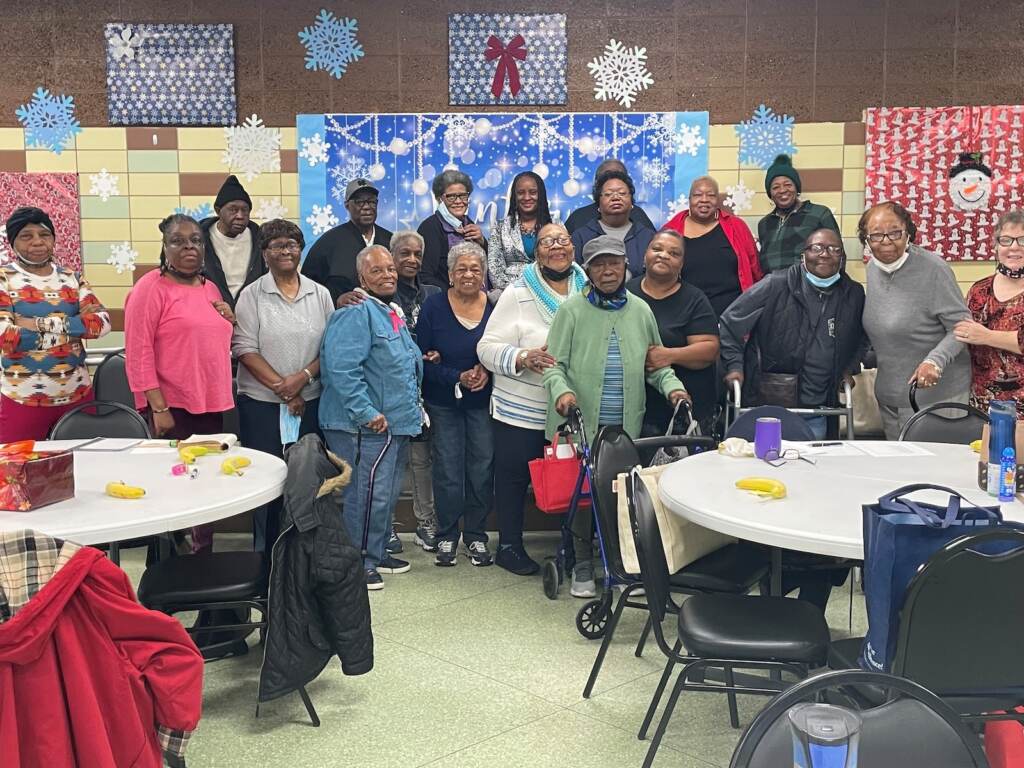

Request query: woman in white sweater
[{"left": 477, "top": 222, "right": 587, "bottom": 575}]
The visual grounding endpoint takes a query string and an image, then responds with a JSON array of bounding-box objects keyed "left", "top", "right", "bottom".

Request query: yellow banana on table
[
  {"left": 735, "top": 477, "right": 787, "bottom": 499},
  {"left": 221, "top": 456, "right": 252, "bottom": 476},
  {"left": 105, "top": 481, "right": 145, "bottom": 499},
  {"left": 178, "top": 445, "right": 209, "bottom": 464}
]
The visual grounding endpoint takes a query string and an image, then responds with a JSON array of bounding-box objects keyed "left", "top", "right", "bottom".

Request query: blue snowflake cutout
[
  {"left": 298, "top": 9, "right": 364, "bottom": 79},
  {"left": 15, "top": 88, "right": 82, "bottom": 155},
  {"left": 175, "top": 203, "right": 214, "bottom": 220},
  {"left": 735, "top": 104, "right": 797, "bottom": 169}
]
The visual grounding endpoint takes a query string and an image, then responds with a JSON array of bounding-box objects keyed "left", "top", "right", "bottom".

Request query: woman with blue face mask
[{"left": 720, "top": 228, "right": 868, "bottom": 440}]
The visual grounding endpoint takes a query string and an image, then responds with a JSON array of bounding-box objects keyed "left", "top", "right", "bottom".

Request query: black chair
[
  {"left": 729, "top": 669, "right": 989, "bottom": 768},
  {"left": 830, "top": 527, "right": 1024, "bottom": 723},
  {"left": 725, "top": 405, "right": 816, "bottom": 442},
  {"left": 49, "top": 399, "right": 151, "bottom": 440},
  {"left": 898, "top": 401, "right": 989, "bottom": 443},
  {"left": 627, "top": 469, "right": 831, "bottom": 768},
  {"left": 581, "top": 426, "right": 769, "bottom": 699},
  {"left": 92, "top": 349, "right": 134, "bottom": 409}
]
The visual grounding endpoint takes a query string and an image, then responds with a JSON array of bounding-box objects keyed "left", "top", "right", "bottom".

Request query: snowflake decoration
[
  {"left": 222, "top": 114, "right": 281, "bottom": 182},
  {"left": 640, "top": 157, "right": 670, "bottom": 188},
  {"left": 298, "top": 9, "right": 364, "bottom": 80},
  {"left": 528, "top": 120, "right": 559, "bottom": 149},
  {"left": 88, "top": 169, "right": 120, "bottom": 202},
  {"left": 674, "top": 124, "right": 706, "bottom": 157},
  {"left": 735, "top": 104, "right": 797, "bottom": 169},
  {"left": 440, "top": 114, "right": 476, "bottom": 154},
  {"left": 587, "top": 39, "right": 654, "bottom": 109},
  {"left": 107, "top": 25, "right": 145, "bottom": 60},
  {"left": 299, "top": 132, "right": 330, "bottom": 167},
  {"left": 174, "top": 202, "right": 214, "bottom": 220},
  {"left": 306, "top": 203, "right": 339, "bottom": 236},
  {"left": 106, "top": 242, "right": 137, "bottom": 274},
  {"left": 253, "top": 198, "right": 289, "bottom": 221},
  {"left": 724, "top": 180, "right": 756, "bottom": 214},
  {"left": 666, "top": 193, "right": 690, "bottom": 217},
  {"left": 15, "top": 88, "right": 82, "bottom": 155},
  {"left": 329, "top": 154, "right": 369, "bottom": 203}
]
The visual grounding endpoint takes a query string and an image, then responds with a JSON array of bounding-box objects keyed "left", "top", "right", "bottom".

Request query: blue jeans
[
  {"left": 427, "top": 404, "right": 494, "bottom": 545},
  {"left": 802, "top": 414, "right": 827, "bottom": 440},
  {"left": 324, "top": 429, "right": 409, "bottom": 570}
]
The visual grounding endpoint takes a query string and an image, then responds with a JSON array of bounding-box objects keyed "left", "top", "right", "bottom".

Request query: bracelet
[
  {"left": 151, "top": 406, "right": 170, "bottom": 414},
  {"left": 35, "top": 317, "right": 45, "bottom": 333},
  {"left": 303, "top": 367, "right": 316, "bottom": 384}
]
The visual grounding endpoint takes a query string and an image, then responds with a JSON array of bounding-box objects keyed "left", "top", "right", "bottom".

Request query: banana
[
  {"left": 970, "top": 439, "right": 982, "bottom": 453},
  {"left": 221, "top": 456, "right": 252, "bottom": 476},
  {"left": 178, "top": 445, "right": 209, "bottom": 465},
  {"left": 735, "top": 477, "right": 787, "bottom": 499},
  {"left": 105, "top": 481, "right": 146, "bottom": 499}
]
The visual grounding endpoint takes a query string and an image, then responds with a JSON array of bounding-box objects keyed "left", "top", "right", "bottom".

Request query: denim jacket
[{"left": 319, "top": 297, "right": 424, "bottom": 436}]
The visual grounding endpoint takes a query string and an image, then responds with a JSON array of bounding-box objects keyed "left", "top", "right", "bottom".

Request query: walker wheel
[
  {"left": 542, "top": 558, "right": 560, "bottom": 600},
  {"left": 576, "top": 599, "right": 611, "bottom": 639}
]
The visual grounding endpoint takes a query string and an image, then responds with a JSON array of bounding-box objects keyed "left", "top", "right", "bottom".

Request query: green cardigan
[{"left": 542, "top": 291, "right": 685, "bottom": 442}]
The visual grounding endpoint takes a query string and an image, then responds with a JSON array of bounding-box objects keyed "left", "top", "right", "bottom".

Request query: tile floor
[{"left": 121, "top": 533, "right": 867, "bottom": 768}]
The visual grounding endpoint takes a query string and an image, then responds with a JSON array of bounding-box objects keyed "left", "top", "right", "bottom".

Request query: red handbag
[
  {"left": 528, "top": 432, "right": 591, "bottom": 514},
  {"left": 986, "top": 709, "right": 1024, "bottom": 768}
]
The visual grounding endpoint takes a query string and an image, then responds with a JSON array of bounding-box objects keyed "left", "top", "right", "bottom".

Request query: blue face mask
[{"left": 803, "top": 266, "right": 841, "bottom": 289}]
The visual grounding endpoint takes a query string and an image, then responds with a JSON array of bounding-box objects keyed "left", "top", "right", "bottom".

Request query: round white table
[
  {"left": 658, "top": 441, "right": 1024, "bottom": 562},
  {"left": 0, "top": 445, "right": 286, "bottom": 546}
]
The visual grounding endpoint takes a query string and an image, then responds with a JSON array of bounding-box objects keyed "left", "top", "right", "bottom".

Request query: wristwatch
[
  {"left": 302, "top": 367, "right": 316, "bottom": 385},
  {"left": 517, "top": 349, "right": 529, "bottom": 367}
]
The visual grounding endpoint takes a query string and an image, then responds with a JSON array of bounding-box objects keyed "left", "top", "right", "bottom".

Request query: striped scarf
[{"left": 522, "top": 261, "right": 587, "bottom": 324}]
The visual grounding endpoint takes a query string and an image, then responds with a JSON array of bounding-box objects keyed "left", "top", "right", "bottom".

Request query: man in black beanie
[{"left": 200, "top": 174, "right": 264, "bottom": 307}]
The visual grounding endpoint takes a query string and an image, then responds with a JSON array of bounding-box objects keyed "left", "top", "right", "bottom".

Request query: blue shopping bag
[{"left": 860, "top": 483, "right": 1003, "bottom": 672}]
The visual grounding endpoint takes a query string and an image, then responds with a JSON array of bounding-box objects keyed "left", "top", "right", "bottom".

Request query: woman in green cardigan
[{"left": 542, "top": 234, "right": 688, "bottom": 597}]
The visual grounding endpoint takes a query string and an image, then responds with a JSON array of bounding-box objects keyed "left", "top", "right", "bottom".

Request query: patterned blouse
[
  {"left": 0, "top": 263, "right": 110, "bottom": 407},
  {"left": 966, "top": 274, "right": 1024, "bottom": 416}
]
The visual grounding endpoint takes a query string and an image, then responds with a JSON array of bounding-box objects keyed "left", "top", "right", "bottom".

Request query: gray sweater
[{"left": 863, "top": 244, "right": 970, "bottom": 408}]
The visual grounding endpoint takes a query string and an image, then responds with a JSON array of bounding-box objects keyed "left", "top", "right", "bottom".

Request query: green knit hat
[{"left": 764, "top": 154, "right": 801, "bottom": 194}]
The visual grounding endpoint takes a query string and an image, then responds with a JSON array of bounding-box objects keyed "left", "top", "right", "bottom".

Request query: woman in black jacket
[{"left": 417, "top": 169, "right": 487, "bottom": 288}]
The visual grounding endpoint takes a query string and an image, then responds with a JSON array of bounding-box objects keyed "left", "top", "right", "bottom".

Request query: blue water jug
[
  {"left": 987, "top": 400, "right": 1016, "bottom": 496},
  {"left": 788, "top": 703, "right": 861, "bottom": 768}
]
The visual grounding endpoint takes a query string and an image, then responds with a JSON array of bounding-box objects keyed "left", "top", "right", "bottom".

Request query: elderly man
[
  {"left": 563, "top": 158, "right": 655, "bottom": 235},
  {"left": 201, "top": 174, "right": 264, "bottom": 308},
  {"left": 319, "top": 245, "right": 424, "bottom": 590},
  {"left": 720, "top": 228, "right": 867, "bottom": 441},
  {"left": 303, "top": 178, "right": 394, "bottom": 306}
]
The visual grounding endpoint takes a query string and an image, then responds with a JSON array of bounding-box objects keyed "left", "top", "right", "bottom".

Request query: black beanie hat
[
  {"left": 764, "top": 154, "right": 802, "bottom": 194},
  {"left": 214, "top": 175, "right": 252, "bottom": 210},
  {"left": 6, "top": 206, "right": 55, "bottom": 244}
]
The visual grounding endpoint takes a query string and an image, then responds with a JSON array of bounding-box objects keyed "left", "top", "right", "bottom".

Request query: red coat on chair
[{"left": 0, "top": 533, "right": 204, "bottom": 768}]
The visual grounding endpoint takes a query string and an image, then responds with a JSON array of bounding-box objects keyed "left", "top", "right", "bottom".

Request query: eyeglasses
[
  {"left": 539, "top": 235, "right": 572, "bottom": 247},
  {"left": 600, "top": 190, "right": 631, "bottom": 200},
  {"left": 997, "top": 235, "right": 1024, "bottom": 248},
  {"left": 443, "top": 193, "right": 470, "bottom": 203},
  {"left": 763, "top": 448, "right": 817, "bottom": 468},
  {"left": 165, "top": 236, "right": 204, "bottom": 249},
  {"left": 267, "top": 240, "right": 302, "bottom": 253},
  {"left": 350, "top": 197, "right": 378, "bottom": 209},
  {"left": 803, "top": 244, "right": 843, "bottom": 256},
  {"left": 866, "top": 230, "right": 905, "bottom": 244}
]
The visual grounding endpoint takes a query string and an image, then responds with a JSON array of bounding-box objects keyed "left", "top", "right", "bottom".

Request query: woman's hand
[
  {"left": 337, "top": 291, "right": 365, "bottom": 309},
  {"left": 909, "top": 361, "right": 941, "bottom": 388},
  {"left": 153, "top": 410, "right": 175, "bottom": 438},
  {"left": 954, "top": 319, "right": 991, "bottom": 346},
  {"left": 555, "top": 392, "right": 577, "bottom": 417},
  {"left": 723, "top": 371, "right": 744, "bottom": 387},
  {"left": 668, "top": 390, "right": 691, "bottom": 406},
  {"left": 274, "top": 372, "right": 308, "bottom": 402},
  {"left": 466, "top": 364, "right": 489, "bottom": 392},
  {"left": 645, "top": 345, "right": 676, "bottom": 372},
  {"left": 423, "top": 350, "right": 441, "bottom": 364},
  {"left": 212, "top": 301, "right": 235, "bottom": 324},
  {"left": 366, "top": 413, "right": 388, "bottom": 433},
  {"left": 460, "top": 223, "right": 484, "bottom": 244},
  {"left": 518, "top": 345, "right": 555, "bottom": 374},
  {"left": 286, "top": 395, "right": 305, "bottom": 417}
]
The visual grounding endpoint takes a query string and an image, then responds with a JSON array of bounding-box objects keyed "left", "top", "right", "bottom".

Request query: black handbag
[{"left": 756, "top": 371, "right": 800, "bottom": 408}]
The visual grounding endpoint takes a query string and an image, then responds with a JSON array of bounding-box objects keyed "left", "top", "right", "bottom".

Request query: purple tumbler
[{"left": 754, "top": 417, "right": 783, "bottom": 460}]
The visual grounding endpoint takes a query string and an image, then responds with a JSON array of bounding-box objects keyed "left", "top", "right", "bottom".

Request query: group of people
[{"left": 2, "top": 153, "right": 1023, "bottom": 601}]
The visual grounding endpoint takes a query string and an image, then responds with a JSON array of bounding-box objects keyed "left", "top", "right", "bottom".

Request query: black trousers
[{"left": 492, "top": 419, "right": 547, "bottom": 548}]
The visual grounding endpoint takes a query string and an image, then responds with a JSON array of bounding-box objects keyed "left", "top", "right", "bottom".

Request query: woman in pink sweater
[{"left": 124, "top": 213, "right": 235, "bottom": 551}]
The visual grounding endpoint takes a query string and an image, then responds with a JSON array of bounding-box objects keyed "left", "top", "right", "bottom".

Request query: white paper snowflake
[
  {"left": 724, "top": 180, "right": 756, "bottom": 213},
  {"left": 329, "top": 154, "right": 370, "bottom": 202},
  {"left": 253, "top": 198, "right": 289, "bottom": 221},
  {"left": 587, "top": 39, "right": 654, "bottom": 109},
  {"left": 299, "top": 132, "right": 330, "bottom": 167},
  {"left": 16, "top": 87, "right": 82, "bottom": 155},
  {"left": 298, "top": 9, "right": 364, "bottom": 79},
  {"left": 222, "top": 114, "right": 281, "bottom": 182},
  {"left": 88, "top": 169, "right": 120, "bottom": 202},
  {"left": 735, "top": 104, "right": 797, "bottom": 169},
  {"left": 666, "top": 193, "right": 690, "bottom": 217},
  {"left": 107, "top": 25, "right": 145, "bottom": 60},
  {"left": 306, "top": 204, "right": 339, "bottom": 236},
  {"left": 674, "top": 124, "right": 706, "bottom": 157},
  {"left": 640, "top": 157, "right": 670, "bottom": 188},
  {"left": 106, "top": 241, "right": 137, "bottom": 274}
]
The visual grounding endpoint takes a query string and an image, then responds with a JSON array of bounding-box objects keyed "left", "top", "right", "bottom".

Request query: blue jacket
[
  {"left": 570, "top": 216, "right": 654, "bottom": 277},
  {"left": 319, "top": 297, "right": 424, "bottom": 436}
]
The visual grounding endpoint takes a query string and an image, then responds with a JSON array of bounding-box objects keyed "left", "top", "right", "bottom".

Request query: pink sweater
[{"left": 124, "top": 270, "right": 234, "bottom": 414}]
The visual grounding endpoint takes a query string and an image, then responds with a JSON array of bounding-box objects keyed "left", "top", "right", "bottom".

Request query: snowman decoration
[{"left": 948, "top": 152, "right": 993, "bottom": 212}]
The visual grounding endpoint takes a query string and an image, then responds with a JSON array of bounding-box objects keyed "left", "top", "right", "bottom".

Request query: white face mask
[{"left": 871, "top": 246, "right": 910, "bottom": 274}]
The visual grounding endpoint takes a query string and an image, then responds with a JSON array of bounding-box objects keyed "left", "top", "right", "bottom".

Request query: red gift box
[{"left": 0, "top": 445, "right": 75, "bottom": 511}]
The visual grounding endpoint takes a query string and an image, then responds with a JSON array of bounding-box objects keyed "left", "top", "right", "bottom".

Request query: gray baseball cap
[
  {"left": 344, "top": 178, "right": 379, "bottom": 202},
  {"left": 580, "top": 235, "right": 627, "bottom": 268}
]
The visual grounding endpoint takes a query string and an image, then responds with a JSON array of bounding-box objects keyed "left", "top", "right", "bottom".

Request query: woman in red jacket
[{"left": 662, "top": 175, "right": 763, "bottom": 316}]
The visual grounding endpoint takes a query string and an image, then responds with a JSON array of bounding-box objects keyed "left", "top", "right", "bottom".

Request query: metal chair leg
[
  {"left": 635, "top": 615, "right": 652, "bottom": 658},
  {"left": 582, "top": 588, "right": 629, "bottom": 699},
  {"left": 643, "top": 667, "right": 689, "bottom": 768},
  {"left": 724, "top": 665, "right": 740, "bottom": 729},
  {"left": 298, "top": 685, "right": 320, "bottom": 727},
  {"left": 109, "top": 541, "right": 120, "bottom": 566},
  {"left": 639, "top": 639, "right": 682, "bottom": 740}
]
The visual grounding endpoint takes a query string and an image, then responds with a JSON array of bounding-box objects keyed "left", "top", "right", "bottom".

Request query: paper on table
[
  {"left": 77, "top": 438, "right": 143, "bottom": 452},
  {"left": 794, "top": 441, "right": 868, "bottom": 457},
  {"left": 180, "top": 433, "right": 238, "bottom": 451},
  {"left": 853, "top": 442, "right": 935, "bottom": 458},
  {"left": 33, "top": 438, "right": 100, "bottom": 452}
]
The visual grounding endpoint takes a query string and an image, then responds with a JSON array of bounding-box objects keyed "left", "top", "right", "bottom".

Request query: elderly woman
[
  {"left": 487, "top": 171, "right": 552, "bottom": 292},
  {"left": 860, "top": 201, "right": 970, "bottom": 440},
  {"left": 662, "top": 175, "right": 763, "bottom": 316},
  {"left": 418, "top": 169, "right": 487, "bottom": 289},
  {"left": 954, "top": 210, "right": 1024, "bottom": 416},
  {"left": 125, "top": 213, "right": 235, "bottom": 552},
  {"left": 544, "top": 235, "right": 688, "bottom": 597},
  {"left": 0, "top": 207, "right": 110, "bottom": 441},
  {"left": 570, "top": 169, "right": 655, "bottom": 276},
  {"left": 626, "top": 230, "right": 720, "bottom": 435},
  {"left": 232, "top": 219, "right": 333, "bottom": 551},
  {"left": 319, "top": 245, "right": 423, "bottom": 590},
  {"left": 477, "top": 222, "right": 588, "bottom": 575},
  {"left": 415, "top": 242, "right": 494, "bottom": 567}
]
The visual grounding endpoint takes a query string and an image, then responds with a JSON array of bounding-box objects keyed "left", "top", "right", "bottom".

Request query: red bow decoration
[{"left": 484, "top": 34, "right": 527, "bottom": 98}]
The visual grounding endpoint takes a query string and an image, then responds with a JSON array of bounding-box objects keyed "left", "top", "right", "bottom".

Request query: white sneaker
[
  {"left": 463, "top": 540, "right": 493, "bottom": 567},
  {"left": 570, "top": 561, "right": 597, "bottom": 598}
]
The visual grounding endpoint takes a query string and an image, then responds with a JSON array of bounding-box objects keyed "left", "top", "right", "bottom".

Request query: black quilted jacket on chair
[{"left": 258, "top": 434, "right": 373, "bottom": 703}]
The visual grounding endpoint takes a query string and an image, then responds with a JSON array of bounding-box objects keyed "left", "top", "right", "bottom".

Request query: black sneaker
[
  {"left": 464, "top": 540, "right": 493, "bottom": 567},
  {"left": 377, "top": 555, "right": 410, "bottom": 574},
  {"left": 386, "top": 527, "right": 403, "bottom": 554},
  {"left": 435, "top": 539, "right": 457, "bottom": 567},
  {"left": 495, "top": 544, "right": 539, "bottom": 575},
  {"left": 365, "top": 568, "right": 383, "bottom": 591}
]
